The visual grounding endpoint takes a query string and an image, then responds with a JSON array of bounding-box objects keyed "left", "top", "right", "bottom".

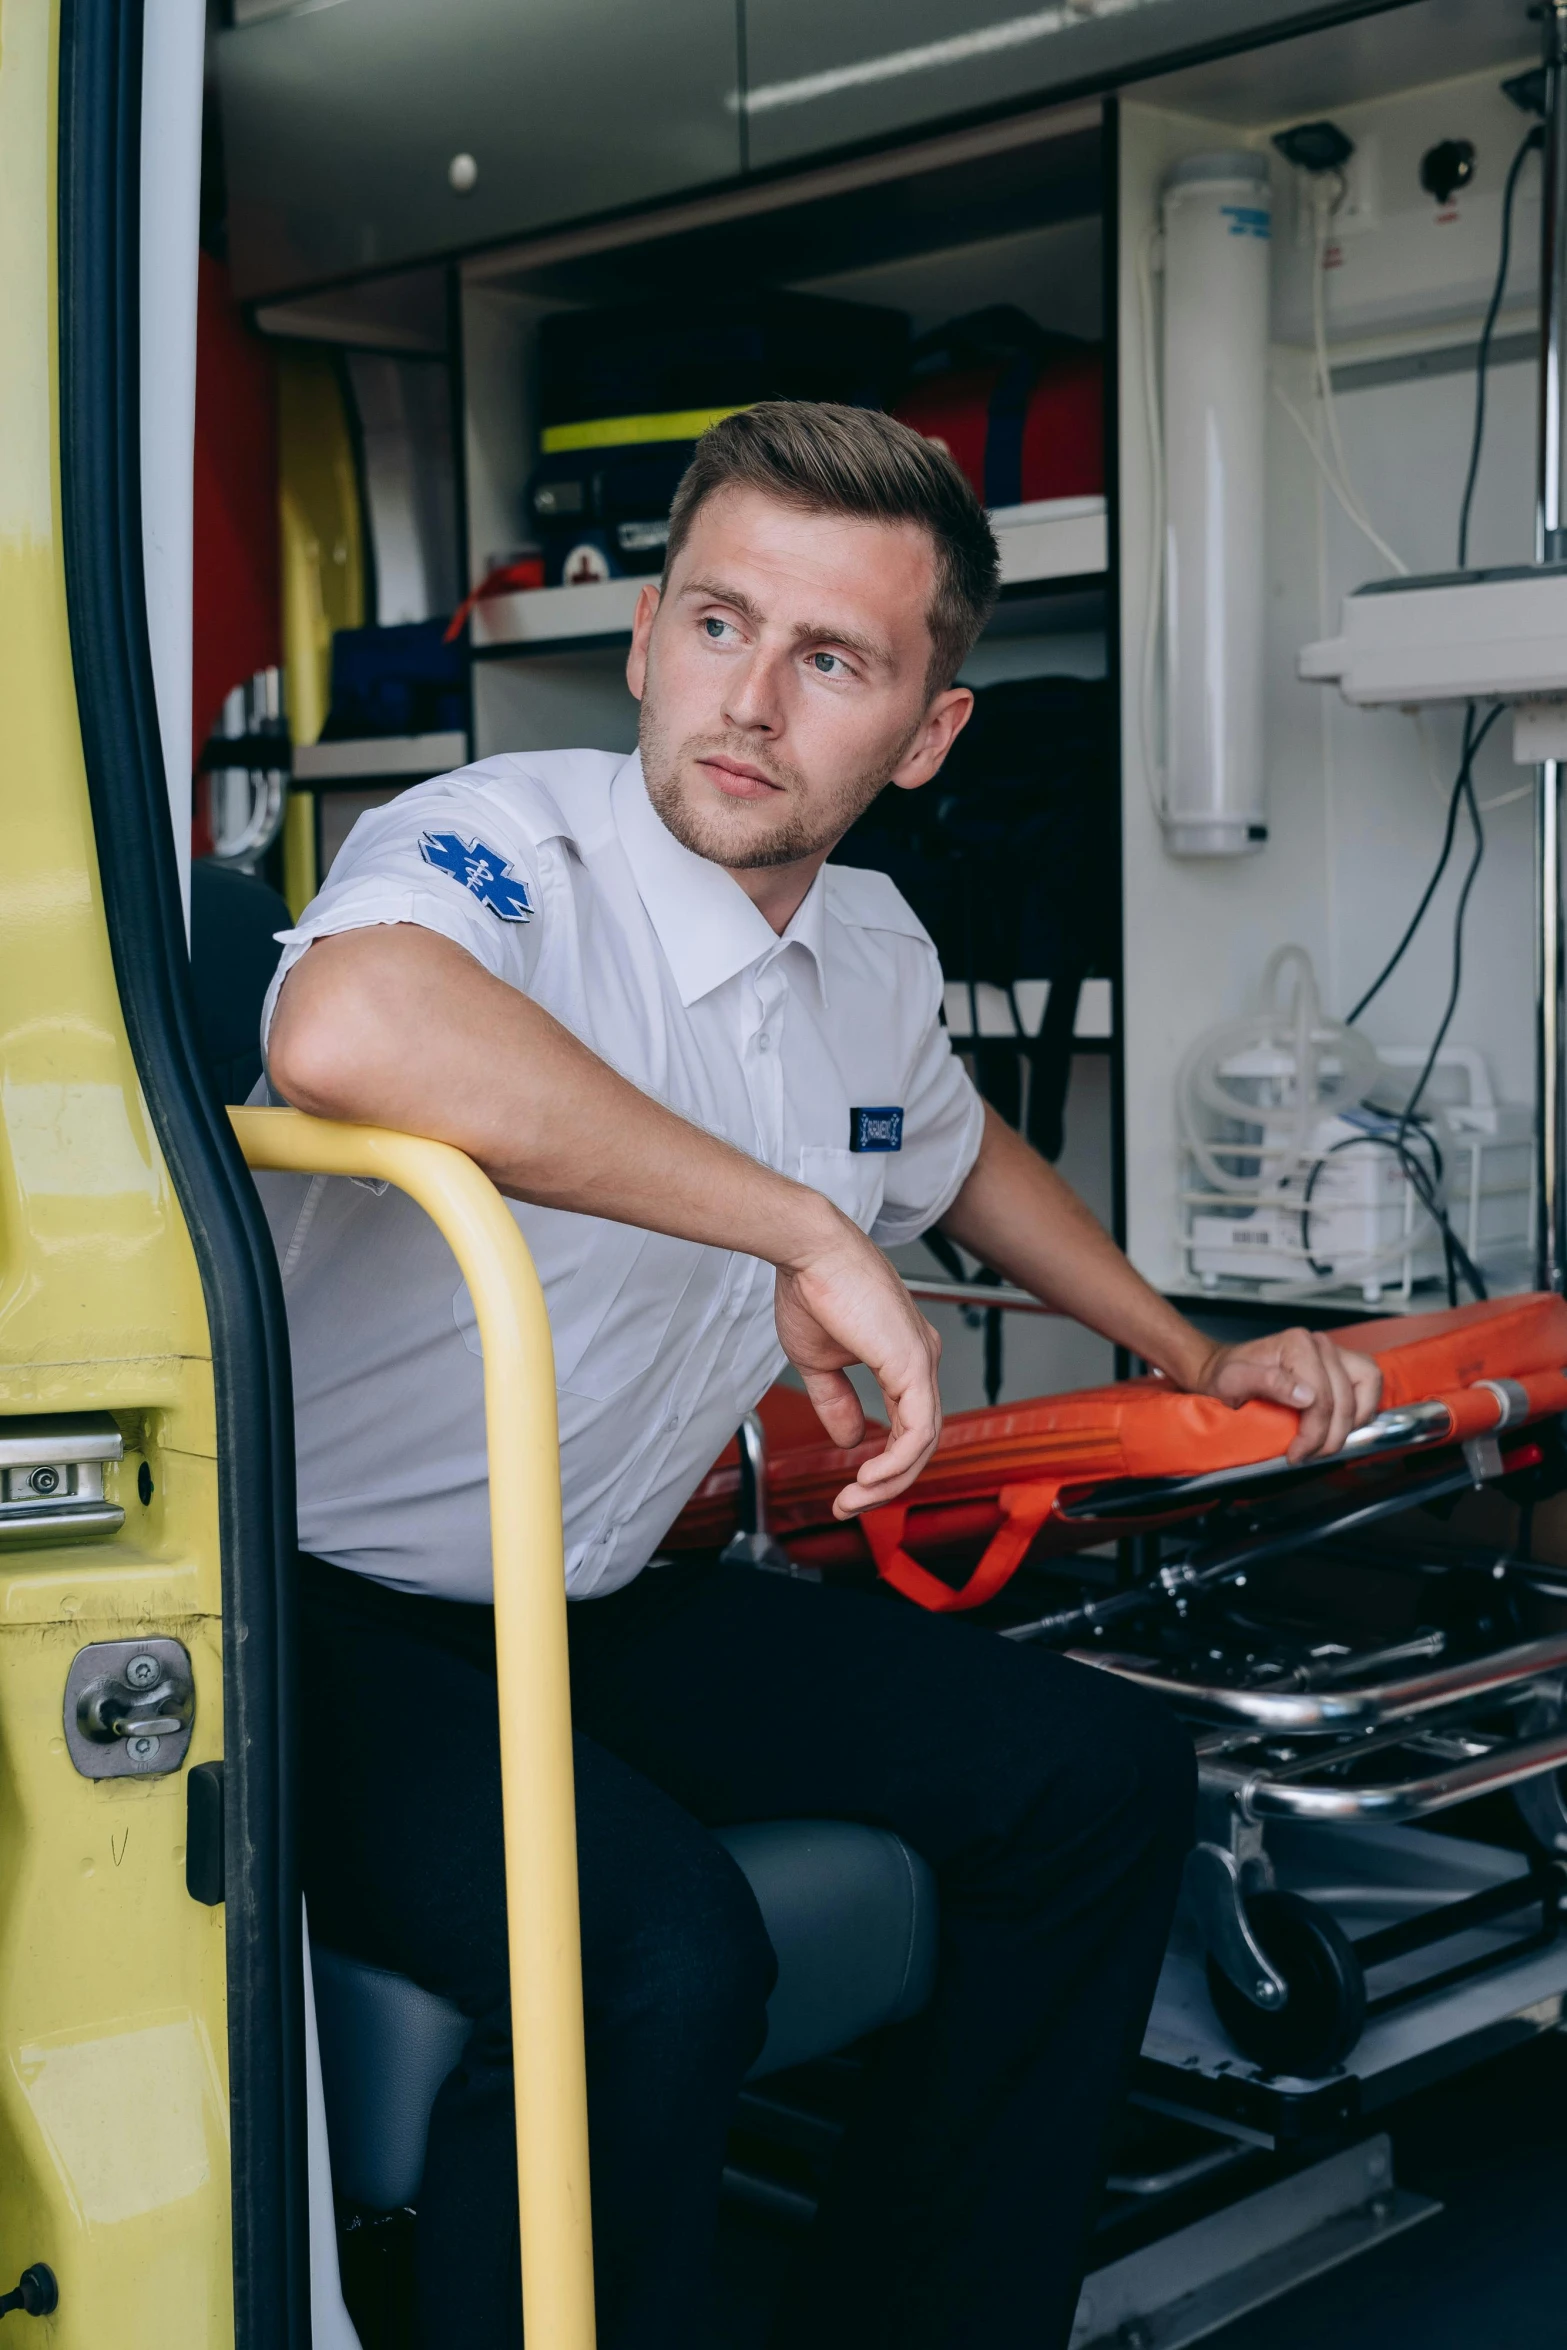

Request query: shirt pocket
[{"left": 797, "top": 1143, "right": 888, "bottom": 1236}]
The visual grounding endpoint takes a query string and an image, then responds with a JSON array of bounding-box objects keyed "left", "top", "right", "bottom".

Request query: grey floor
[{"left": 712, "top": 2028, "right": 1567, "bottom": 2348}]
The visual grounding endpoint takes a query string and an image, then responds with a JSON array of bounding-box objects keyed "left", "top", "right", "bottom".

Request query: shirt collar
[{"left": 611, "top": 752, "right": 829, "bottom": 1007}]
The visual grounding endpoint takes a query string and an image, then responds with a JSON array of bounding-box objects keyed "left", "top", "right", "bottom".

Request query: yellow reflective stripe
[{"left": 540, "top": 405, "right": 748, "bottom": 454}]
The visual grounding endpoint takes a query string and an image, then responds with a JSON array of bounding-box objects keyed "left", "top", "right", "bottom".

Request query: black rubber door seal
[{"left": 56, "top": 7, "right": 308, "bottom": 2345}]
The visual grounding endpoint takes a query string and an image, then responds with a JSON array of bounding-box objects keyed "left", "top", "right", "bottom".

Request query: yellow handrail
[{"left": 230, "top": 1106, "right": 596, "bottom": 2350}]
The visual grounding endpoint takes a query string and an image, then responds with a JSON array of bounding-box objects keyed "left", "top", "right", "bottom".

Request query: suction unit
[{"left": 1159, "top": 152, "right": 1272, "bottom": 857}]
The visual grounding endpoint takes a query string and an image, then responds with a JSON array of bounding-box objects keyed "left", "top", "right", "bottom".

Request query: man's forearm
[
  {"left": 269, "top": 925, "right": 838, "bottom": 1272},
  {"left": 939, "top": 1106, "right": 1216, "bottom": 1387}
]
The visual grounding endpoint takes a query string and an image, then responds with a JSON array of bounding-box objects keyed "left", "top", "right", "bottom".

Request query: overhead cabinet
[
  {"left": 736, "top": 0, "right": 1418, "bottom": 172},
  {"left": 219, "top": 0, "right": 742, "bottom": 301}
]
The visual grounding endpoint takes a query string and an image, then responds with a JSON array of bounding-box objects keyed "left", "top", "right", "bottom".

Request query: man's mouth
[{"left": 698, "top": 754, "right": 784, "bottom": 801}]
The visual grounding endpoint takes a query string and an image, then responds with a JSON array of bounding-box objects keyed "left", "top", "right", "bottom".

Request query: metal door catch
[{"left": 64, "top": 1638, "right": 195, "bottom": 1778}]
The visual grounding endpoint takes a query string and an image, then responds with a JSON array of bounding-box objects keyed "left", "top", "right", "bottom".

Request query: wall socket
[{"left": 1294, "top": 135, "right": 1381, "bottom": 246}]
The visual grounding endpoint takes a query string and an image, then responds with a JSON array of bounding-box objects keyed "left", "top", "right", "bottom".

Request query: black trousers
[{"left": 298, "top": 1551, "right": 1194, "bottom": 2350}]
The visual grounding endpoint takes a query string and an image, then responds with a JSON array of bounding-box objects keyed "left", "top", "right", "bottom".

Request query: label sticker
[
  {"left": 849, "top": 1106, "right": 904, "bottom": 1153},
  {"left": 419, "top": 831, "right": 532, "bottom": 922}
]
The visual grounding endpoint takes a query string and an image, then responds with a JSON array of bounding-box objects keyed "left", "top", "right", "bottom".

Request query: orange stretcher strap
[{"left": 861, "top": 1479, "right": 1067, "bottom": 1612}]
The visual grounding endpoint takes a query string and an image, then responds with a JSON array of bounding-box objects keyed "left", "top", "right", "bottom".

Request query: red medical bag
[{"left": 893, "top": 306, "right": 1104, "bottom": 510}]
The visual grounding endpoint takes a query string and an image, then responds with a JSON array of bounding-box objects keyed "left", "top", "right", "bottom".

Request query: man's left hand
[{"left": 1194, "top": 1329, "right": 1383, "bottom": 1464}]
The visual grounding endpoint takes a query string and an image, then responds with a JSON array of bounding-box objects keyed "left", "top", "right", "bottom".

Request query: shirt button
[{"left": 756, "top": 1032, "right": 771, "bottom": 1052}]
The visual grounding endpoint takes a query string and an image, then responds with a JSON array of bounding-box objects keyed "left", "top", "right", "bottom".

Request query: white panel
[
  {"left": 1119, "top": 66, "right": 1541, "bottom": 1306},
  {"left": 140, "top": 0, "right": 205, "bottom": 935}
]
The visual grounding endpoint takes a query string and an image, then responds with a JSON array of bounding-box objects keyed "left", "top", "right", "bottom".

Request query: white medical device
[
  {"left": 1158, "top": 152, "right": 1272, "bottom": 857},
  {"left": 1177, "top": 948, "right": 1531, "bottom": 1302},
  {"left": 1300, "top": 561, "right": 1567, "bottom": 721}
]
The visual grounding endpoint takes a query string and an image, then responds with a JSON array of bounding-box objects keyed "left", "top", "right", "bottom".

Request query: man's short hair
[{"left": 664, "top": 401, "right": 1001, "bottom": 695}]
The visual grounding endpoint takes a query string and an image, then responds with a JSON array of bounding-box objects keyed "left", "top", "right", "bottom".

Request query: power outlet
[{"left": 1294, "top": 135, "right": 1381, "bottom": 246}]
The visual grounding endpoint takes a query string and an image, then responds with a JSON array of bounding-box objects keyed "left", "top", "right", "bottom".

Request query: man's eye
[
  {"left": 811, "top": 652, "right": 845, "bottom": 675},
  {"left": 703, "top": 616, "right": 732, "bottom": 640}
]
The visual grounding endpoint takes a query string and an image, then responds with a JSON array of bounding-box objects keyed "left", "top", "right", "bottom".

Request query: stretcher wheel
[{"left": 1206, "top": 1890, "right": 1366, "bottom": 2076}]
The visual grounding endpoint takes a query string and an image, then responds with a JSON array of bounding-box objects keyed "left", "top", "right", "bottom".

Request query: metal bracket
[
  {"left": 1186, "top": 1819, "right": 1288, "bottom": 2012},
  {"left": 0, "top": 1413, "right": 124, "bottom": 1546},
  {"left": 63, "top": 1637, "right": 195, "bottom": 1779},
  {"left": 720, "top": 1412, "right": 820, "bottom": 1580}
]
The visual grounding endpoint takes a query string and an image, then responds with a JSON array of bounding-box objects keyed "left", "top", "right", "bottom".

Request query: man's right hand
[{"left": 774, "top": 1212, "right": 943, "bottom": 1519}]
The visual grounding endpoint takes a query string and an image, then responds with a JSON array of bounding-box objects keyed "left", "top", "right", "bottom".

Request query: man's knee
[
  {"left": 603, "top": 1836, "right": 777, "bottom": 2078},
  {"left": 983, "top": 1654, "right": 1196, "bottom": 1896}
]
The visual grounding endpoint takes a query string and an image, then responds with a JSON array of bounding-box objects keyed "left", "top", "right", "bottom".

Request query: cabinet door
[
  {"left": 220, "top": 0, "right": 742, "bottom": 302},
  {"left": 740, "top": 0, "right": 1372, "bottom": 172}
]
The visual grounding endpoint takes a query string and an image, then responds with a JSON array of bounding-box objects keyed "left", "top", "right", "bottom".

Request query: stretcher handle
[
  {"left": 861, "top": 1478, "right": 1066, "bottom": 1612},
  {"left": 229, "top": 1108, "right": 596, "bottom": 2350}
]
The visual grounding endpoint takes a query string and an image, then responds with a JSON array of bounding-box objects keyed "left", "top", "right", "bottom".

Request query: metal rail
[
  {"left": 1203, "top": 1723, "right": 1567, "bottom": 1824},
  {"left": 903, "top": 1277, "right": 1060, "bottom": 1315},
  {"left": 1078, "top": 1629, "right": 1567, "bottom": 1734},
  {"left": 1538, "top": 0, "right": 1567, "bottom": 1288},
  {"left": 231, "top": 1107, "right": 596, "bottom": 2350}
]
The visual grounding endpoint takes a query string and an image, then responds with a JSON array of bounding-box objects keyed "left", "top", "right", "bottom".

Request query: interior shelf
[
  {"left": 470, "top": 495, "right": 1108, "bottom": 656},
  {"left": 292, "top": 731, "right": 470, "bottom": 783}
]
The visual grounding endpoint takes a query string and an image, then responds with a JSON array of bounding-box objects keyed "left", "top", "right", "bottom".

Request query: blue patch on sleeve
[
  {"left": 419, "top": 831, "right": 532, "bottom": 922},
  {"left": 850, "top": 1106, "right": 903, "bottom": 1153}
]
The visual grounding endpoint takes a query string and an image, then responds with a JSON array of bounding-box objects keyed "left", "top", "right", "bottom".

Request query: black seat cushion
[{"left": 312, "top": 1817, "right": 938, "bottom": 2211}]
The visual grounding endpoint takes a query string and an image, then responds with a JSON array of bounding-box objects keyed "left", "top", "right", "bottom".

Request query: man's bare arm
[
  {"left": 268, "top": 923, "right": 940, "bottom": 1514},
  {"left": 939, "top": 1106, "right": 1382, "bottom": 1462}
]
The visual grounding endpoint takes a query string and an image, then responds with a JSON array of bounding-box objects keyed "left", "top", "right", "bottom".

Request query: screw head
[
  {"left": 125, "top": 1654, "right": 160, "bottom": 1689},
  {"left": 28, "top": 1466, "right": 60, "bottom": 1495},
  {"left": 448, "top": 151, "right": 478, "bottom": 194},
  {"left": 126, "top": 1733, "right": 161, "bottom": 1763}
]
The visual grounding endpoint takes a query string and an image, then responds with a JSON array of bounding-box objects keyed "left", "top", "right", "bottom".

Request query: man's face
[{"left": 627, "top": 485, "right": 973, "bottom": 875}]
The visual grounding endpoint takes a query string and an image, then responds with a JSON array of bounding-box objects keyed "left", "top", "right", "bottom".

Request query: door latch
[{"left": 63, "top": 1637, "right": 195, "bottom": 1778}]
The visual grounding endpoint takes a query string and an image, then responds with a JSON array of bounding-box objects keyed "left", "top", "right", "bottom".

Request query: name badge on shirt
[
  {"left": 419, "top": 830, "right": 532, "bottom": 922},
  {"left": 850, "top": 1106, "right": 904, "bottom": 1153}
]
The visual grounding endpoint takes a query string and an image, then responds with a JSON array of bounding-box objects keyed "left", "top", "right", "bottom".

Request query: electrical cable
[
  {"left": 1344, "top": 701, "right": 1502, "bottom": 1024},
  {"left": 1458, "top": 123, "right": 1542, "bottom": 570},
  {"left": 1272, "top": 378, "right": 1410, "bottom": 574},
  {"left": 1303, "top": 173, "right": 1409, "bottom": 574},
  {"left": 1398, "top": 726, "right": 1486, "bottom": 1147}
]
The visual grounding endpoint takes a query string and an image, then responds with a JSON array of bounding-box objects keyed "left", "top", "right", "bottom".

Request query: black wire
[
  {"left": 1300, "top": 1124, "right": 1488, "bottom": 1307},
  {"left": 1344, "top": 701, "right": 1501, "bottom": 1025},
  {"left": 1458, "top": 125, "right": 1542, "bottom": 571},
  {"left": 1398, "top": 743, "right": 1485, "bottom": 1150}
]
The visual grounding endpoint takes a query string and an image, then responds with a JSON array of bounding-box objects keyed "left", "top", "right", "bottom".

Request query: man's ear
[
  {"left": 888, "top": 685, "right": 974, "bottom": 794},
  {"left": 624, "top": 582, "right": 661, "bottom": 701}
]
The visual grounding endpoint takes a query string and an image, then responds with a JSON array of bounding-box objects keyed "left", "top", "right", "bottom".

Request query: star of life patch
[{"left": 419, "top": 830, "right": 533, "bottom": 922}]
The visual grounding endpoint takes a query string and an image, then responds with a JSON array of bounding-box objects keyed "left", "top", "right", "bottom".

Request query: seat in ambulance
[{"left": 191, "top": 867, "right": 940, "bottom": 2210}]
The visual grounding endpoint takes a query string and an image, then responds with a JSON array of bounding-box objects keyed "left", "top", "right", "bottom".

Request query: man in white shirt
[{"left": 263, "top": 402, "right": 1380, "bottom": 2350}]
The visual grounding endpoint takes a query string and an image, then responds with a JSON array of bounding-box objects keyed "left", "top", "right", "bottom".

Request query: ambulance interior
[{"left": 165, "top": 0, "right": 1567, "bottom": 2341}]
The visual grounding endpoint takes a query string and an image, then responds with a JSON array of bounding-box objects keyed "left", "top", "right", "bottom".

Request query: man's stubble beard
[{"left": 638, "top": 693, "right": 920, "bottom": 875}]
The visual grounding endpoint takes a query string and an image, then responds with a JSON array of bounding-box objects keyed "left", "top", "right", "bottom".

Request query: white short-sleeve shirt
[{"left": 255, "top": 748, "right": 984, "bottom": 1602}]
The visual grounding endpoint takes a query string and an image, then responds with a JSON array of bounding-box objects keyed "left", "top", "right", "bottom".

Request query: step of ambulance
[{"left": 311, "top": 1818, "right": 938, "bottom": 2212}]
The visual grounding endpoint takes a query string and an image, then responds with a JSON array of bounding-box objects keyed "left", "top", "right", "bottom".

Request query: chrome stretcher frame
[{"left": 746, "top": 1282, "right": 1567, "bottom": 2091}]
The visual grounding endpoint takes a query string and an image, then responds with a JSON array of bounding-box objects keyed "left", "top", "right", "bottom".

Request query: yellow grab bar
[{"left": 230, "top": 1107, "right": 596, "bottom": 2350}]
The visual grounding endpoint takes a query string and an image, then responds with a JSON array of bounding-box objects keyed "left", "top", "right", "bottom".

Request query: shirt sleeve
[
  {"left": 870, "top": 981, "right": 986, "bottom": 1248},
  {"left": 259, "top": 771, "right": 551, "bottom": 1054}
]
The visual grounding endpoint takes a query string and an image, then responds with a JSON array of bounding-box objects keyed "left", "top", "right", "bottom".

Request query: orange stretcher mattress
[{"left": 669, "top": 1293, "right": 1567, "bottom": 1612}]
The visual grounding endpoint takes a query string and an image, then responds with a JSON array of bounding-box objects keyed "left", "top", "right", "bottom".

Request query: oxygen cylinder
[{"left": 1160, "top": 151, "right": 1272, "bottom": 856}]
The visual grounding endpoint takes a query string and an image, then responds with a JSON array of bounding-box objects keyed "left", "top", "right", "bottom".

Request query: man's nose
[{"left": 721, "top": 644, "right": 787, "bottom": 735}]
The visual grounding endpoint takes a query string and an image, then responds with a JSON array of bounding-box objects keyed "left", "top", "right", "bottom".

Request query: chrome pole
[{"left": 1538, "top": 1, "right": 1567, "bottom": 1288}]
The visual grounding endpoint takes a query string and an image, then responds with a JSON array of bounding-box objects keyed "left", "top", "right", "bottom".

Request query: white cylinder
[{"left": 1160, "top": 151, "right": 1271, "bottom": 857}]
